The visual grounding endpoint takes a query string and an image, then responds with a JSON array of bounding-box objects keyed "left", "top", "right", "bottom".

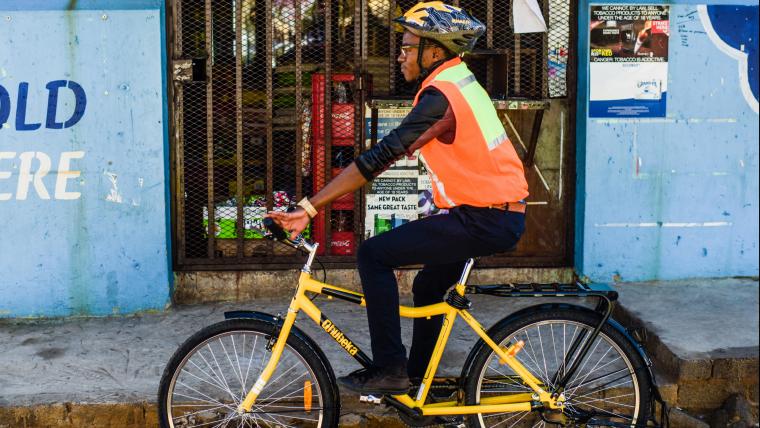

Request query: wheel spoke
[
  {"left": 567, "top": 367, "right": 631, "bottom": 397},
  {"left": 565, "top": 341, "right": 613, "bottom": 397},
  {"left": 536, "top": 324, "right": 551, "bottom": 389},
  {"left": 188, "top": 355, "right": 233, "bottom": 393},
  {"left": 229, "top": 335, "right": 246, "bottom": 395},
  {"left": 570, "top": 377, "right": 633, "bottom": 401},
  {"left": 163, "top": 325, "right": 327, "bottom": 427},
  {"left": 470, "top": 316, "right": 645, "bottom": 428},
  {"left": 520, "top": 329, "right": 550, "bottom": 386}
]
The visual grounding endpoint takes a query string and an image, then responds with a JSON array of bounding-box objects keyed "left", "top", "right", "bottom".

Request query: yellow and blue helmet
[{"left": 394, "top": 1, "right": 486, "bottom": 55}]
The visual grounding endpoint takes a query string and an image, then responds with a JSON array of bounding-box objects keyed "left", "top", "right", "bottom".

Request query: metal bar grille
[
  {"left": 173, "top": 0, "right": 576, "bottom": 269},
  {"left": 205, "top": 0, "right": 215, "bottom": 259},
  {"left": 295, "top": 0, "right": 303, "bottom": 202},
  {"left": 235, "top": 0, "right": 244, "bottom": 258}
]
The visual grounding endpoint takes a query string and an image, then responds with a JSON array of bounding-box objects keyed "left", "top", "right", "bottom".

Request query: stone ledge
[
  {"left": 0, "top": 403, "right": 158, "bottom": 428},
  {"left": 0, "top": 396, "right": 401, "bottom": 428},
  {"left": 0, "top": 396, "right": 736, "bottom": 428},
  {"left": 174, "top": 267, "right": 574, "bottom": 304}
]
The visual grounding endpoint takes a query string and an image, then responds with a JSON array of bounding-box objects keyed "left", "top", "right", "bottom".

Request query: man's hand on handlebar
[{"left": 265, "top": 208, "right": 311, "bottom": 240}]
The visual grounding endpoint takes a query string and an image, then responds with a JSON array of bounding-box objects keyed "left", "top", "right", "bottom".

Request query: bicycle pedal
[{"left": 359, "top": 394, "right": 383, "bottom": 404}]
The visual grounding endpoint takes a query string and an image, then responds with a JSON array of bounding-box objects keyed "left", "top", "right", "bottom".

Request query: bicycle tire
[
  {"left": 462, "top": 306, "right": 652, "bottom": 428},
  {"left": 158, "top": 318, "right": 339, "bottom": 428}
]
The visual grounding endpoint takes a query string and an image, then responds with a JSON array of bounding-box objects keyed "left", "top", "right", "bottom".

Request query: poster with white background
[{"left": 589, "top": 5, "right": 670, "bottom": 117}]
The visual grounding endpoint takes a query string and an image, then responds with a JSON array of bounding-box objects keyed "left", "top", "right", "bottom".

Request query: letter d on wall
[{"left": 46, "top": 80, "right": 87, "bottom": 129}]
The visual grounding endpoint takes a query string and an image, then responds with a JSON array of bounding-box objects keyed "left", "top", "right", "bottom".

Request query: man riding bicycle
[{"left": 267, "top": 1, "right": 528, "bottom": 395}]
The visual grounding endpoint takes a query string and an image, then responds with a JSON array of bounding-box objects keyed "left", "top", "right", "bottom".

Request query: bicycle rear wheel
[
  {"left": 158, "top": 318, "right": 339, "bottom": 428},
  {"left": 462, "top": 307, "right": 651, "bottom": 428}
]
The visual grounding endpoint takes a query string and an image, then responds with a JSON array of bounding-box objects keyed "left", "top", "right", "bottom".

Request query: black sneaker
[{"left": 338, "top": 366, "right": 410, "bottom": 395}]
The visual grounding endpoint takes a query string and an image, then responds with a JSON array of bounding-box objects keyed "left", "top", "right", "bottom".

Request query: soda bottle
[{"left": 335, "top": 81, "right": 349, "bottom": 104}]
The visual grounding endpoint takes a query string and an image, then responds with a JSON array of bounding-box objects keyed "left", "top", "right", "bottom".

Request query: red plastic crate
[
  {"left": 310, "top": 143, "right": 355, "bottom": 255},
  {"left": 311, "top": 73, "right": 355, "bottom": 140},
  {"left": 312, "top": 211, "right": 326, "bottom": 255},
  {"left": 312, "top": 215, "right": 356, "bottom": 256},
  {"left": 311, "top": 73, "right": 357, "bottom": 256},
  {"left": 330, "top": 231, "right": 355, "bottom": 255},
  {"left": 310, "top": 143, "right": 355, "bottom": 208}
]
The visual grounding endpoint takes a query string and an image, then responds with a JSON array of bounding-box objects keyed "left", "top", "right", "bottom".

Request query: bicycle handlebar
[
  {"left": 262, "top": 217, "right": 318, "bottom": 256},
  {"left": 263, "top": 217, "right": 289, "bottom": 241}
]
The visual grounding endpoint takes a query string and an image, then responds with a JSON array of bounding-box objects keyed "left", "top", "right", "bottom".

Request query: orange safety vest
[{"left": 413, "top": 57, "right": 529, "bottom": 208}]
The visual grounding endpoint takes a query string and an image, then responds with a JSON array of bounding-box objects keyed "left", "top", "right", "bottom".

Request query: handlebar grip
[{"left": 263, "top": 217, "right": 289, "bottom": 241}]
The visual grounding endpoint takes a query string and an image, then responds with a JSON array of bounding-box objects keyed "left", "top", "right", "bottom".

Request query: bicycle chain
[{"left": 396, "top": 382, "right": 464, "bottom": 428}]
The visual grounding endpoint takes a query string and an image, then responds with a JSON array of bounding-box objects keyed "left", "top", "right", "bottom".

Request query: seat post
[{"left": 457, "top": 258, "right": 476, "bottom": 286}]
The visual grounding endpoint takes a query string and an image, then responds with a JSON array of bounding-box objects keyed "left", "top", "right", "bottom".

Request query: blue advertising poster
[{"left": 589, "top": 5, "right": 670, "bottom": 117}]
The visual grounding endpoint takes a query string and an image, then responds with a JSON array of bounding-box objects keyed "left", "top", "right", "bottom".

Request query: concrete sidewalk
[
  {"left": 613, "top": 277, "right": 759, "bottom": 423},
  {"left": 0, "top": 277, "right": 757, "bottom": 427}
]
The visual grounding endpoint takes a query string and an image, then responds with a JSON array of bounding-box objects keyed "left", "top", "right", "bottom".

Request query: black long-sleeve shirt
[{"left": 355, "top": 88, "right": 456, "bottom": 181}]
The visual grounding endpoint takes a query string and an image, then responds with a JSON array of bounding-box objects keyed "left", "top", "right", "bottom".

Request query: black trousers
[{"left": 356, "top": 205, "right": 525, "bottom": 378}]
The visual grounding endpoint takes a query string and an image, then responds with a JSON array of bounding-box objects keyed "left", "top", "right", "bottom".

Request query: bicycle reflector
[
  {"left": 304, "top": 380, "right": 313, "bottom": 412},
  {"left": 499, "top": 340, "right": 525, "bottom": 364}
]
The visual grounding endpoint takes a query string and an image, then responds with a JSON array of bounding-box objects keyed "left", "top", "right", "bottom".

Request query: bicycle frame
[{"left": 236, "top": 241, "right": 563, "bottom": 416}]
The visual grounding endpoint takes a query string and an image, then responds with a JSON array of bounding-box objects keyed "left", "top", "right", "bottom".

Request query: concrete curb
[
  {"left": 0, "top": 394, "right": 401, "bottom": 428},
  {"left": 614, "top": 303, "right": 760, "bottom": 413}
]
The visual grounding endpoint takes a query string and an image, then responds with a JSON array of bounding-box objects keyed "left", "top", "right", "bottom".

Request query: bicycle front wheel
[
  {"left": 463, "top": 307, "right": 651, "bottom": 428},
  {"left": 158, "top": 318, "right": 339, "bottom": 428}
]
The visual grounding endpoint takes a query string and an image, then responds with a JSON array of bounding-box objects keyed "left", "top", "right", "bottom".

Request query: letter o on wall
[{"left": 0, "top": 85, "right": 10, "bottom": 126}]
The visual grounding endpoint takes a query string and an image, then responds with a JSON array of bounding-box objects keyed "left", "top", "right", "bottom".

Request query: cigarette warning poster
[
  {"left": 363, "top": 106, "right": 444, "bottom": 238},
  {"left": 589, "top": 5, "right": 670, "bottom": 117}
]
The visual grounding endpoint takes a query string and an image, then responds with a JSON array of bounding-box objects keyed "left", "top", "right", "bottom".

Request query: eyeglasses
[{"left": 399, "top": 44, "right": 420, "bottom": 58}]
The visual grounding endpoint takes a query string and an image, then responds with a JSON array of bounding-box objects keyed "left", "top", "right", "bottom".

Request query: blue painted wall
[
  {"left": 576, "top": 1, "right": 759, "bottom": 281},
  {"left": 0, "top": 0, "right": 171, "bottom": 317}
]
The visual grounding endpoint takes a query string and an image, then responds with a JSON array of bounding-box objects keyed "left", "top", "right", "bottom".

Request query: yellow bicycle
[{"left": 158, "top": 220, "right": 664, "bottom": 427}]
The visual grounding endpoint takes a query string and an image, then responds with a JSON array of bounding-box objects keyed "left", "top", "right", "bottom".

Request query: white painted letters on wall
[
  {"left": 0, "top": 151, "right": 85, "bottom": 200},
  {"left": 17, "top": 151, "right": 52, "bottom": 200},
  {"left": 0, "top": 151, "right": 15, "bottom": 201},
  {"left": 55, "top": 151, "right": 85, "bottom": 200}
]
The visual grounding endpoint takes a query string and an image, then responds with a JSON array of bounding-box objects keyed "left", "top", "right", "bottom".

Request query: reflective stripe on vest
[{"left": 413, "top": 57, "right": 529, "bottom": 209}]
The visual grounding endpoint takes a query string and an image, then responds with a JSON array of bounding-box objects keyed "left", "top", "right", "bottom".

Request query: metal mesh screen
[
  {"left": 363, "top": 0, "right": 552, "bottom": 99},
  {"left": 548, "top": 0, "right": 571, "bottom": 97},
  {"left": 174, "top": 0, "right": 574, "bottom": 267},
  {"left": 177, "top": 0, "right": 210, "bottom": 259},
  {"left": 176, "top": 0, "right": 361, "bottom": 266}
]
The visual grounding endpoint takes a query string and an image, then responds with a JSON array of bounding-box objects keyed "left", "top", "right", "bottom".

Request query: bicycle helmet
[{"left": 393, "top": 1, "right": 485, "bottom": 56}]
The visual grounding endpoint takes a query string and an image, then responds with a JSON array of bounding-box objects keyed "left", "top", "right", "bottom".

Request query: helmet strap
[
  {"left": 414, "top": 38, "right": 451, "bottom": 91},
  {"left": 415, "top": 37, "right": 428, "bottom": 84}
]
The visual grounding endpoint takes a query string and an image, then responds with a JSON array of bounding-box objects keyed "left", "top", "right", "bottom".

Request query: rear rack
[{"left": 466, "top": 282, "right": 618, "bottom": 301}]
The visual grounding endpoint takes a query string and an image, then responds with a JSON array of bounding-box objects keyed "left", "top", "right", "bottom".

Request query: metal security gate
[{"left": 169, "top": 0, "right": 577, "bottom": 269}]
